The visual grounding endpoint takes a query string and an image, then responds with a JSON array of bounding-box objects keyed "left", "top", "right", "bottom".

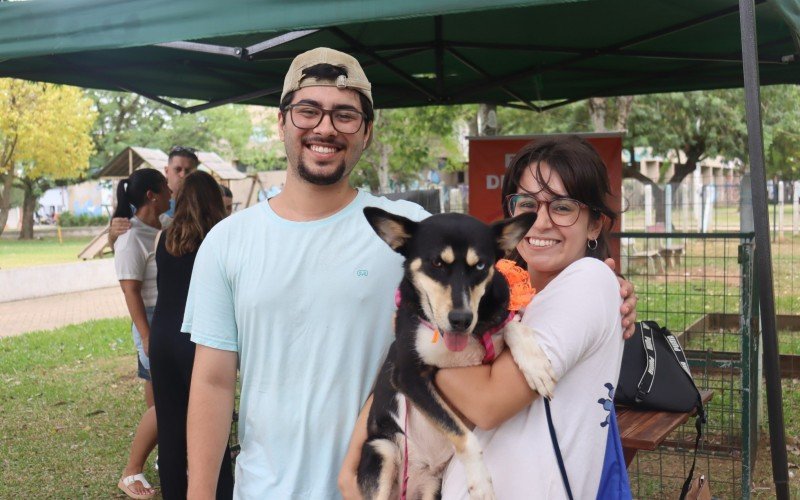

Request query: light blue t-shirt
[{"left": 182, "top": 190, "right": 427, "bottom": 499}]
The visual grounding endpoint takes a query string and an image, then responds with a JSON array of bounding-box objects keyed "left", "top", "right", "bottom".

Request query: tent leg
[{"left": 738, "top": 1, "right": 789, "bottom": 499}]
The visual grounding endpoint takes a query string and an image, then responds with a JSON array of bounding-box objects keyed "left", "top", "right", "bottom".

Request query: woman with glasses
[{"left": 436, "top": 136, "right": 632, "bottom": 499}]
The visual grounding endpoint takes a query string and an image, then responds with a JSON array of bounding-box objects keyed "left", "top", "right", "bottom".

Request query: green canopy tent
[
  {"left": 0, "top": 0, "right": 797, "bottom": 497},
  {"left": 0, "top": 0, "right": 798, "bottom": 112}
]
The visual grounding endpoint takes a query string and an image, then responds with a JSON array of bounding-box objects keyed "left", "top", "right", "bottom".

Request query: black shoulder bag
[{"left": 615, "top": 321, "right": 706, "bottom": 499}]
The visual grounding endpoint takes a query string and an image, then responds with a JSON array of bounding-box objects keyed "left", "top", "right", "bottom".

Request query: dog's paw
[
  {"left": 503, "top": 322, "right": 557, "bottom": 399},
  {"left": 467, "top": 475, "right": 496, "bottom": 500}
]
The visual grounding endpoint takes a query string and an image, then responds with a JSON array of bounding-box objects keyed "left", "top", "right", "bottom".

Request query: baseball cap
[{"left": 281, "top": 47, "right": 373, "bottom": 105}]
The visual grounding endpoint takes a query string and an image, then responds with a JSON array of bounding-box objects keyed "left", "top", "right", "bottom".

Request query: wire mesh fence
[
  {"left": 616, "top": 230, "right": 757, "bottom": 499},
  {"left": 618, "top": 176, "right": 800, "bottom": 498}
]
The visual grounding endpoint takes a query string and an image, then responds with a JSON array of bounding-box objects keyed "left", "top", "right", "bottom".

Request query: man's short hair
[
  {"left": 220, "top": 184, "right": 233, "bottom": 198},
  {"left": 168, "top": 146, "right": 199, "bottom": 166}
]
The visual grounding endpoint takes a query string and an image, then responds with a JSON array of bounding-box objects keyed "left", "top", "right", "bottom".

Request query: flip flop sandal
[{"left": 118, "top": 473, "right": 156, "bottom": 500}]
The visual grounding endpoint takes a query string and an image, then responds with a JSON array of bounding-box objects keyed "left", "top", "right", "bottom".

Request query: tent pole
[{"left": 738, "top": 1, "right": 789, "bottom": 498}]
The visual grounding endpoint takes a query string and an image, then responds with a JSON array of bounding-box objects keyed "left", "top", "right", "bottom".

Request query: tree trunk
[
  {"left": 614, "top": 96, "right": 634, "bottom": 131},
  {"left": 19, "top": 180, "right": 36, "bottom": 240},
  {"left": 477, "top": 104, "right": 498, "bottom": 136},
  {"left": 377, "top": 143, "right": 391, "bottom": 193},
  {"left": 588, "top": 98, "right": 607, "bottom": 132},
  {"left": 0, "top": 172, "right": 13, "bottom": 237}
]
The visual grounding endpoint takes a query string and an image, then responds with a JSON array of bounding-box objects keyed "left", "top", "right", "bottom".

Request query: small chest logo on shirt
[{"left": 356, "top": 269, "right": 369, "bottom": 277}]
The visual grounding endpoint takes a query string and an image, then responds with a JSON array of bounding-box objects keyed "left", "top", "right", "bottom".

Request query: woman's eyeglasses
[
  {"left": 505, "top": 193, "right": 592, "bottom": 227},
  {"left": 285, "top": 103, "right": 366, "bottom": 134}
]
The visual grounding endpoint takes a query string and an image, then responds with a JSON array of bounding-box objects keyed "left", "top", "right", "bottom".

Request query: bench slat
[{"left": 617, "top": 389, "right": 713, "bottom": 451}]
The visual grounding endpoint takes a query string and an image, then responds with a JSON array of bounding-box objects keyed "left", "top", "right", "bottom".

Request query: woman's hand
[{"left": 604, "top": 258, "right": 638, "bottom": 339}]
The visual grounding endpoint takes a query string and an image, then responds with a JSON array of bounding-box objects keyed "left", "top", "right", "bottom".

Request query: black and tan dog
[{"left": 358, "top": 208, "right": 557, "bottom": 500}]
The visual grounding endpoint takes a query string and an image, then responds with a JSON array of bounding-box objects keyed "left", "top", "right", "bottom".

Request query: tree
[
  {"left": 0, "top": 79, "right": 97, "bottom": 238},
  {"left": 89, "top": 90, "right": 281, "bottom": 172},
  {"left": 761, "top": 85, "right": 800, "bottom": 181},
  {"left": 625, "top": 89, "right": 747, "bottom": 222},
  {"left": 355, "top": 105, "right": 472, "bottom": 192},
  {"left": 88, "top": 90, "right": 178, "bottom": 170}
]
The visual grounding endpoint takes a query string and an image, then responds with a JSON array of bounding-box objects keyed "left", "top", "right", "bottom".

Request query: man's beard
[{"left": 297, "top": 158, "right": 347, "bottom": 186}]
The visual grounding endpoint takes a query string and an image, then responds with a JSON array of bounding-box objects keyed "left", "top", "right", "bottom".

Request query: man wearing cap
[
  {"left": 183, "top": 47, "right": 638, "bottom": 499},
  {"left": 182, "top": 48, "right": 427, "bottom": 499}
]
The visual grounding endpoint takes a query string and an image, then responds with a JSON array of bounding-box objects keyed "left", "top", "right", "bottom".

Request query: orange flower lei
[{"left": 495, "top": 259, "right": 536, "bottom": 311}]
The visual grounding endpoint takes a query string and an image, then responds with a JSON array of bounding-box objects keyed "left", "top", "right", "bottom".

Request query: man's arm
[
  {"left": 338, "top": 395, "right": 372, "bottom": 500},
  {"left": 108, "top": 217, "right": 132, "bottom": 247},
  {"left": 187, "top": 344, "right": 238, "bottom": 500},
  {"left": 604, "top": 258, "right": 638, "bottom": 339}
]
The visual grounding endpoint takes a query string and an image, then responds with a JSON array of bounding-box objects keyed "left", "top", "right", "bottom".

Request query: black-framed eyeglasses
[
  {"left": 505, "top": 193, "right": 593, "bottom": 228},
  {"left": 285, "top": 103, "right": 366, "bottom": 134}
]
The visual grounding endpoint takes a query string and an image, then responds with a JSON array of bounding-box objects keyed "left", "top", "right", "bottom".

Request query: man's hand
[
  {"left": 108, "top": 217, "right": 132, "bottom": 246},
  {"left": 604, "top": 258, "right": 638, "bottom": 339},
  {"left": 338, "top": 465, "right": 363, "bottom": 500}
]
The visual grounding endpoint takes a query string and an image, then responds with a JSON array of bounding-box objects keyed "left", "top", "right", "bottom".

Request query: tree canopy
[{"left": 0, "top": 79, "right": 96, "bottom": 238}]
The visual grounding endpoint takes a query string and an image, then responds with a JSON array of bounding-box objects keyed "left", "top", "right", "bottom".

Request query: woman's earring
[{"left": 587, "top": 239, "right": 598, "bottom": 250}]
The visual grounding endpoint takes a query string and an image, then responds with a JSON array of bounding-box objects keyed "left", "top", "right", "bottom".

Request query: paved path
[{"left": 0, "top": 287, "right": 128, "bottom": 338}]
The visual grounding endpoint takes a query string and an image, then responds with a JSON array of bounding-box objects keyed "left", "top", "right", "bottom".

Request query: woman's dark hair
[
  {"left": 279, "top": 63, "right": 374, "bottom": 126},
  {"left": 112, "top": 168, "right": 167, "bottom": 219},
  {"left": 165, "top": 170, "right": 226, "bottom": 257},
  {"left": 501, "top": 135, "right": 617, "bottom": 262}
]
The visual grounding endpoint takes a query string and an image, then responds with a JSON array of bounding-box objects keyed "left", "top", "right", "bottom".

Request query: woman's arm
[
  {"left": 338, "top": 395, "right": 372, "bottom": 500},
  {"left": 435, "top": 350, "right": 537, "bottom": 430},
  {"left": 119, "top": 279, "right": 150, "bottom": 354}
]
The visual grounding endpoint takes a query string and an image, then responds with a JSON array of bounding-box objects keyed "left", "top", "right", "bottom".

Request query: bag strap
[
  {"left": 647, "top": 322, "right": 706, "bottom": 500},
  {"left": 634, "top": 322, "right": 657, "bottom": 402},
  {"left": 544, "top": 398, "right": 574, "bottom": 500},
  {"left": 679, "top": 412, "right": 705, "bottom": 500}
]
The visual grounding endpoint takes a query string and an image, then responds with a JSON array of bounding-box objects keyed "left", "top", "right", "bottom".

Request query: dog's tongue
[{"left": 443, "top": 332, "right": 468, "bottom": 352}]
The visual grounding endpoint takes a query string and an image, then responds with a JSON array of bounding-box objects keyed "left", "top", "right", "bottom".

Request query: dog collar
[
  {"left": 480, "top": 311, "right": 517, "bottom": 364},
  {"left": 395, "top": 288, "right": 516, "bottom": 364}
]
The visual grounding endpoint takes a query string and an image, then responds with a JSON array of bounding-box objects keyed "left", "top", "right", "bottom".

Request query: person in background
[
  {"left": 149, "top": 171, "right": 233, "bottom": 499},
  {"left": 109, "top": 147, "right": 199, "bottom": 244},
  {"left": 112, "top": 168, "right": 171, "bottom": 500},
  {"left": 220, "top": 184, "right": 234, "bottom": 215}
]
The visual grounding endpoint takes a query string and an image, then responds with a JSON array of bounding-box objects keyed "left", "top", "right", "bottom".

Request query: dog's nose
[{"left": 448, "top": 310, "right": 473, "bottom": 331}]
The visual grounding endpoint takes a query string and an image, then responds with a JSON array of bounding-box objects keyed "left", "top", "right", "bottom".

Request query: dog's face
[{"left": 364, "top": 208, "right": 536, "bottom": 352}]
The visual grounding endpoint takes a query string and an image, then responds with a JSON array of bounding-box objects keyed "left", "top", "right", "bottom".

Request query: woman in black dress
[{"left": 149, "top": 171, "right": 234, "bottom": 499}]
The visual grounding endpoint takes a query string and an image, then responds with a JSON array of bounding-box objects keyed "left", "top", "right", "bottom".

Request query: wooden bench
[
  {"left": 616, "top": 389, "right": 713, "bottom": 467},
  {"left": 620, "top": 237, "right": 665, "bottom": 274},
  {"left": 658, "top": 244, "right": 685, "bottom": 270}
]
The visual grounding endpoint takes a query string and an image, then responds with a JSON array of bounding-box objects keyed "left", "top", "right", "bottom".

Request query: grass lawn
[
  {"left": 0, "top": 318, "right": 161, "bottom": 498},
  {"left": 0, "top": 236, "right": 99, "bottom": 269},
  {"left": 2, "top": 316, "right": 799, "bottom": 498}
]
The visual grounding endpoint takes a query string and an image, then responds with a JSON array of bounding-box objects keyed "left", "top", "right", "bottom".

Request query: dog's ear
[
  {"left": 363, "top": 207, "right": 418, "bottom": 255},
  {"left": 491, "top": 211, "right": 536, "bottom": 258}
]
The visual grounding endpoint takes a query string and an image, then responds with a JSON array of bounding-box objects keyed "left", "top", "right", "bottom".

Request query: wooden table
[{"left": 616, "top": 390, "right": 713, "bottom": 467}]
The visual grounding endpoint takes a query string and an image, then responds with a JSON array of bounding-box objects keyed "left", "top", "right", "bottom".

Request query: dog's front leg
[
  {"left": 503, "top": 321, "right": 557, "bottom": 399},
  {"left": 395, "top": 371, "right": 495, "bottom": 500}
]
